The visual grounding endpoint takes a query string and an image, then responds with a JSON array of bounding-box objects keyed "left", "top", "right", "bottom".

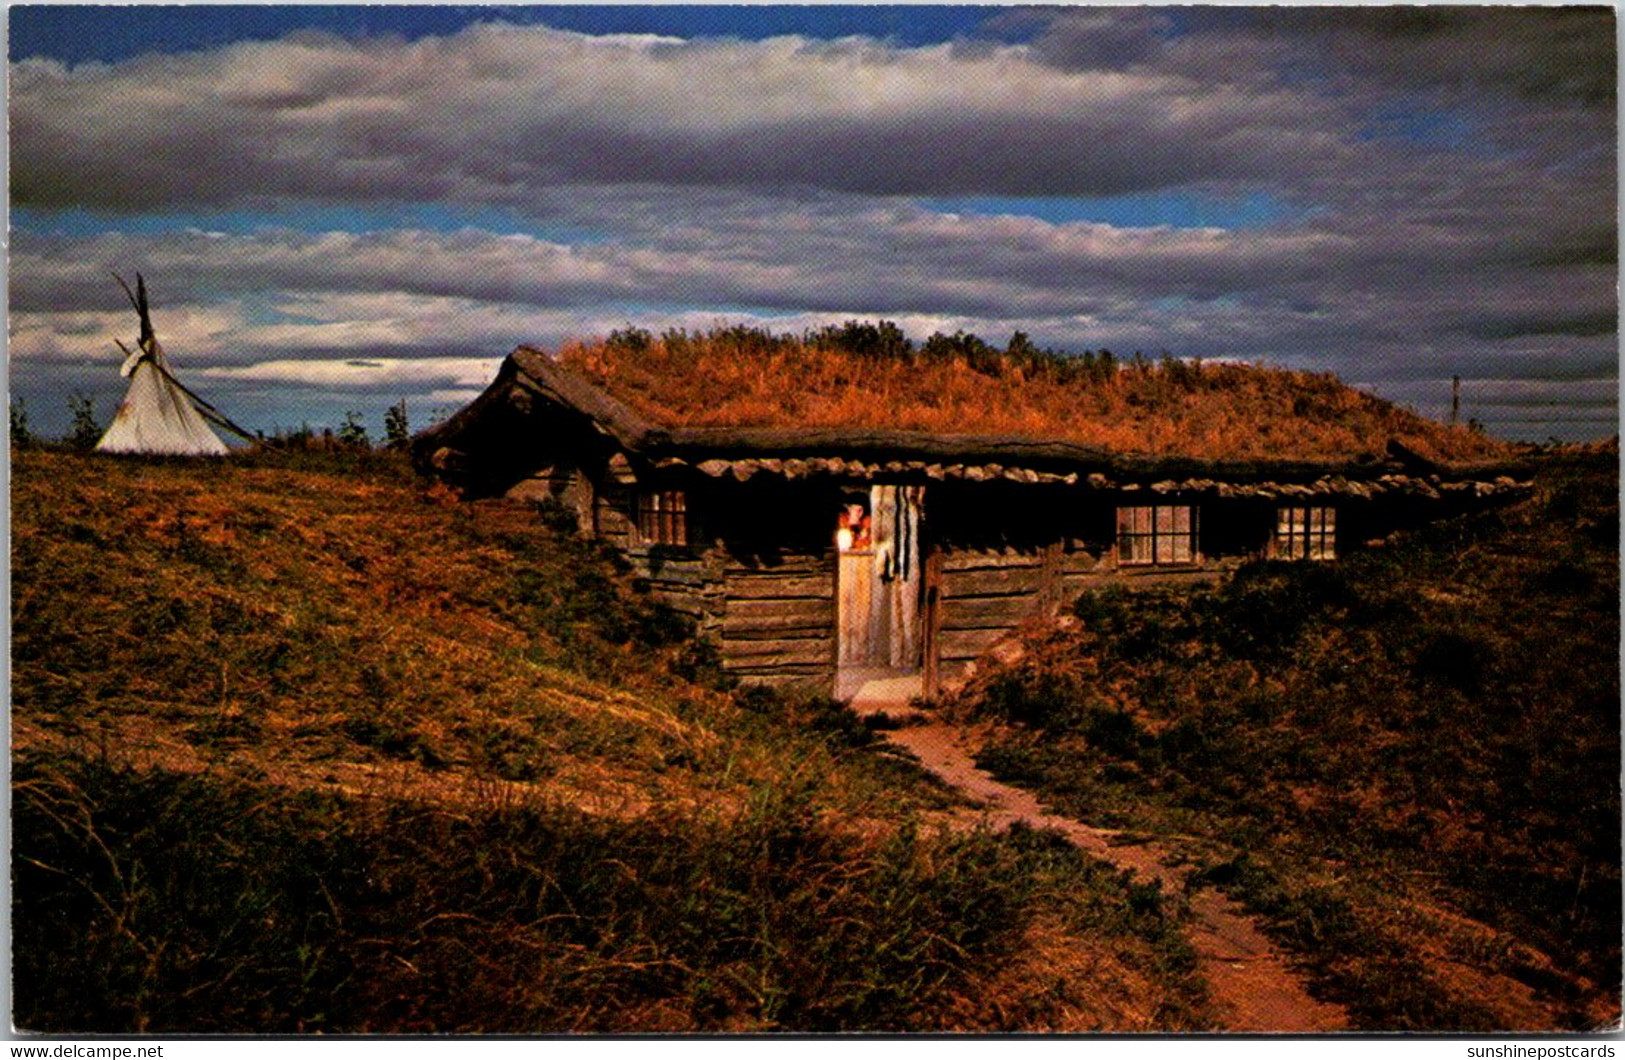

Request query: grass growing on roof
[{"left": 558, "top": 321, "right": 1508, "bottom": 463}]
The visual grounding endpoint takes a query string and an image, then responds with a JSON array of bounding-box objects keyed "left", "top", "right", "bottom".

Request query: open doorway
[{"left": 835, "top": 485, "right": 924, "bottom": 700}]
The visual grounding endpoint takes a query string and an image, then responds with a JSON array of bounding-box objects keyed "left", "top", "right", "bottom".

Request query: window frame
[
  {"left": 635, "top": 489, "right": 689, "bottom": 548},
  {"left": 1274, "top": 504, "right": 1336, "bottom": 561},
  {"left": 1116, "top": 504, "right": 1198, "bottom": 567}
]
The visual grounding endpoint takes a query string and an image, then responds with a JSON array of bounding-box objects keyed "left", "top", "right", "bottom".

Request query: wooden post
[
  {"left": 922, "top": 546, "right": 943, "bottom": 698},
  {"left": 1039, "top": 540, "right": 1063, "bottom": 615}
]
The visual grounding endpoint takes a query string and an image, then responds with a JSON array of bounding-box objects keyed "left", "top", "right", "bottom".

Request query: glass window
[
  {"left": 636, "top": 490, "right": 688, "bottom": 547},
  {"left": 1117, "top": 504, "right": 1197, "bottom": 566},
  {"left": 1276, "top": 505, "right": 1335, "bottom": 560}
]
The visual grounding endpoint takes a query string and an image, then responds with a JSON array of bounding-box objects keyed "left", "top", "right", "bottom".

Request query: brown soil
[{"left": 865, "top": 707, "right": 1351, "bottom": 1033}]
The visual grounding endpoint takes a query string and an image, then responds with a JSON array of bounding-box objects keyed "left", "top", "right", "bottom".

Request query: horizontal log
[
  {"left": 735, "top": 672, "right": 832, "bottom": 692},
  {"left": 629, "top": 559, "right": 715, "bottom": 587},
  {"left": 724, "top": 656, "right": 832, "bottom": 676},
  {"left": 941, "top": 567, "right": 1043, "bottom": 598},
  {"left": 939, "top": 594, "right": 1042, "bottom": 630},
  {"left": 723, "top": 554, "right": 830, "bottom": 577},
  {"left": 721, "top": 638, "right": 835, "bottom": 665},
  {"left": 937, "top": 627, "right": 1007, "bottom": 661},
  {"left": 724, "top": 572, "right": 834, "bottom": 600},
  {"left": 723, "top": 618, "right": 834, "bottom": 640},
  {"left": 725, "top": 597, "right": 832, "bottom": 624},
  {"left": 725, "top": 623, "right": 831, "bottom": 642},
  {"left": 652, "top": 597, "right": 710, "bottom": 618},
  {"left": 941, "top": 550, "right": 1042, "bottom": 573}
]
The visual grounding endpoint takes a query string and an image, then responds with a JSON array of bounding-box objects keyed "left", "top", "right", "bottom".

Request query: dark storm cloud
[
  {"left": 7, "top": 9, "right": 1616, "bottom": 440},
  {"left": 10, "top": 21, "right": 1363, "bottom": 209}
]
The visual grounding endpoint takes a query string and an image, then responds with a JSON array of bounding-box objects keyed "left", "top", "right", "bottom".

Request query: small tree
[
  {"left": 383, "top": 399, "right": 411, "bottom": 451},
  {"left": 66, "top": 392, "right": 101, "bottom": 450},
  {"left": 10, "top": 397, "right": 33, "bottom": 449},
  {"left": 337, "top": 410, "right": 371, "bottom": 449}
]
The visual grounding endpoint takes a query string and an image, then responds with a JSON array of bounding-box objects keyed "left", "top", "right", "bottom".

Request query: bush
[{"left": 66, "top": 391, "right": 101, "bottom": 450}]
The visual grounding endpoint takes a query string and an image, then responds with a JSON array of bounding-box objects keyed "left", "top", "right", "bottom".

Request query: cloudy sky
[{"left": 9, "top": 5, "right": 1617, "bottom": 441}]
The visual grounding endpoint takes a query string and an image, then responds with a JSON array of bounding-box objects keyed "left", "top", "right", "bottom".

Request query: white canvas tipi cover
[
  {"left": 95, "top": 276, "right": 231, "bottom": 456},
  {"left": 96, "top": 349, "right": 230, "bottom": 456}
]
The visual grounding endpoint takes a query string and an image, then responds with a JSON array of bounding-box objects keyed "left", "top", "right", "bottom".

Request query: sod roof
[{"left": 547, "top": 327, "right": 1510, "bottom": 466}]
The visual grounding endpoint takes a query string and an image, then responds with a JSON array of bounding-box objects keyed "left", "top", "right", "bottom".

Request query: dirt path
[{"left": 867, "top": 706, "right": 1350, "bottom": 1033}]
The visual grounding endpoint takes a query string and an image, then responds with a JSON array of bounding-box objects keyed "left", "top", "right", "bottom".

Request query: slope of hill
[
  {"left": 11, "top": 449, "right": 1208, "bottom": 1033},
  {"left": 559, "top": 323, "right": 1509, "bottom": 463},
  {"left": 949, "top": 447, "right": 1620, "bottom": 1030}
]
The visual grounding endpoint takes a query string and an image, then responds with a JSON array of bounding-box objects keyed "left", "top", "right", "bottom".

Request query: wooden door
[
  {"left": 837, "top": 485, "right": 924, "bottom": 671},
  {"left": 837, "top": 547, "right": 876, "bottom": 666}
]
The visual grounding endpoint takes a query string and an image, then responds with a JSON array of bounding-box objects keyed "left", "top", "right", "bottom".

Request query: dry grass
[
  {"left": 954, "top": 447, "right": 1621, "bottom": 1029},
  {"left": 12, "top": 447, "right": 1211, "bottom": 1033},
  {"left": 558, "top": 324, "right": 1508, "bottom": 462}
]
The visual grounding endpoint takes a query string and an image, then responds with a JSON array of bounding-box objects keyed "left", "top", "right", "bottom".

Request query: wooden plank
[
  {"left": 724, "top": 572, "right": 833, "bottom": 600},
  {"left": 723, "top": 553, "right": 830, "bottom": 576},
  {"left": 734, "top": 672, "right": 831, "bottom": 692},
  {"left": 723, "top": 617, "right": 833, "bottom": 640},
  {"left": 725, "top": 598, "right": 832, "bottom": 624},
  {"left": 939, "top": 593, "right": 1041, "bottom": 630},
  {"left": 721, "top": 638, "right": 833, "bottom": 665},
  {"left": 837, "top": 551, "right": 874, "bottom": 667},
  {"left": 650, "top": 593, "right": 710, "bottom": 617},
  {"left": 723, "top": 599, "right": 831, "bottom": 639},
  {"left": 629, "top": 561, "right": 714, "bottom": 587},
  {"left": 940, "top": 567, "right": 1043, "bottom": 598},
  {"left": 937, "top": 627, "right": 1006, "bottom": 660},
  {"left": 923, "top": 547, "right": 943, "bottom": 697},
  {"left": 941, "top": 549, "right": 1041, "bottom": 573},
  {"left": 1039, "top": 541, "right": 1063, "bottom": 612}
]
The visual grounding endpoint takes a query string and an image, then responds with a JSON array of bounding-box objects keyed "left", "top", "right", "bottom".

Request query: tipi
[{"left": 96, "top": 275, "right": 234, "bottom": 456}]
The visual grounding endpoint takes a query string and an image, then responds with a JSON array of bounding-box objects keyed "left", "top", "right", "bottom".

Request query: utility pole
[{"left": 1450, "top": 375, "right": 1461, "bottom": 426}]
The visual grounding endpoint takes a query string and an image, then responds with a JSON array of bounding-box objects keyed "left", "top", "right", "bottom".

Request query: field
[
  {"left": 950, "top": 447, "right": 1621, "bottom": 1029},
  {"left": 11, "top": 444, "right": 1615, "bottom": 1032},
  {"left": 11, "top": 448, "right": 1206, "bottom": 1033}
]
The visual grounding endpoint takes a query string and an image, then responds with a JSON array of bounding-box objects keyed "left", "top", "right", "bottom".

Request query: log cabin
[{"left": 414, "top": 344, "right": 1531, "bottom": 699}]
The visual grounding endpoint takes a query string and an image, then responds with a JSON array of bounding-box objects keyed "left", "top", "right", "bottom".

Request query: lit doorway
[{"left": 835, "top": 485, "right": 924, "bottom": 699}]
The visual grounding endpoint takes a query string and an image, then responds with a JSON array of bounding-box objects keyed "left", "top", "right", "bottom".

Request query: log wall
[
  {"left": 935, "top": 547, "right": 1048, "bottom": 672},
  {"left": 718, "top": 551, "right": 836, "bottom": 689}
]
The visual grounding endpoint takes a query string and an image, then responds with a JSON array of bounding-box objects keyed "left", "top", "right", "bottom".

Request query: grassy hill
[
  {"left": 559, "top": 322, "right": 1509, "bottom": 462},
  {"left": 11, "top": 448, "right": 1208, "bottom": 1033},
  {"left": 949, "top": 446, "right": 1620, "bottom": 1030}
]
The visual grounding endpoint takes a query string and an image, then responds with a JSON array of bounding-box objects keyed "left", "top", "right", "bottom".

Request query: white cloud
[{"left": 196, "top": 355, "right": 503, "bottom": 391}]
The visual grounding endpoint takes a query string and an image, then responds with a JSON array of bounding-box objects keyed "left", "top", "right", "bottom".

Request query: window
[
  {"left": 636, "top": 490, "right": 688, "bottom": 547},
  {"left": 1276, "top": 506, "right": 1335, "bottom": 560},
  {"left": 1117, "top": 505, "right": 1196, "bottom": 566}
]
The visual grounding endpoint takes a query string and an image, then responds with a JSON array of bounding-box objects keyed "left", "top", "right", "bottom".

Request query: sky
[{"left": 8, "top": 5, "right": 1618, "bottom": 442}]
